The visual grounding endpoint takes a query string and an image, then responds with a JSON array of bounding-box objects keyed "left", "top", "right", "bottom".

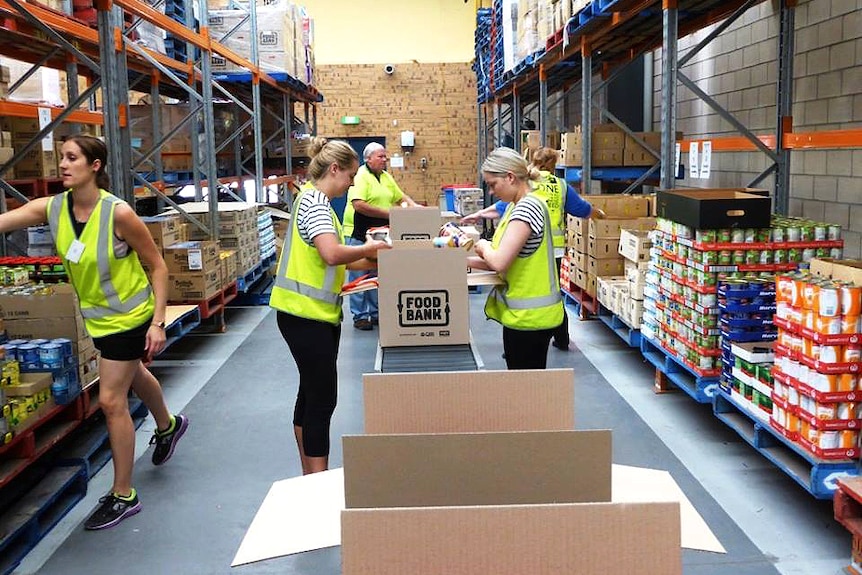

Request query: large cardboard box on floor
[
  {"left": 377, "top": 243, "right": 468, "bottom": 347},
  {"left": 388, "top": 206, "right": 441, "bottom": 241},
  {"left": 340, "top": 429, "right": 681, "bottom": 575},
  {"left": 0, "top": 283, "right": 79, "bottom": 320}
]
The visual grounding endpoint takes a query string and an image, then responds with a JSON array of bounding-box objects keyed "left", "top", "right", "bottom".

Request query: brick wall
[
  {"left": 314, "top": 63, "right": 478, "bottom": 207},
  {"left": 651, "top": 0, "right": 862, "bottom": 258}
]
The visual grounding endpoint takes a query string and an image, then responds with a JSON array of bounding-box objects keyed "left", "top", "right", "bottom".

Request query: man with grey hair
[{"left": 342, "top": 142, "right": 418, "bottom": 330}]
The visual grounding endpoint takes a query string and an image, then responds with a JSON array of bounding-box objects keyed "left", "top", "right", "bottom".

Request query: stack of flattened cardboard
[{"left": 233, "top": 369, "right": 729, "bottom": 571}]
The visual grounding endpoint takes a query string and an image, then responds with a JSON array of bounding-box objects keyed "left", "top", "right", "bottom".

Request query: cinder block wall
[
  {"left": 652, "top": 0, "right": 862, "bottom": 258},
  {"left": 314, "top": 63, "right": 478, "bottom": 207}
]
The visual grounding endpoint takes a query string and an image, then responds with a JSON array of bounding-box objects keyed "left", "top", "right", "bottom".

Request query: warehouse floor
[{"left": 15, "top": 294, "right": 848, "bottom": 575}]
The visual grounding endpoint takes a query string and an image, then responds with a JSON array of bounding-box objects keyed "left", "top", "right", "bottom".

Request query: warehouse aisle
[{"left": 17, "top": 296, "right": 847, "bottom": 575}]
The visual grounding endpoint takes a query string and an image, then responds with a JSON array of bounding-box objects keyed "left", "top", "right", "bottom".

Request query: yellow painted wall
[{"left": 300, "top": 0, "right": 477, "bottom": 64}]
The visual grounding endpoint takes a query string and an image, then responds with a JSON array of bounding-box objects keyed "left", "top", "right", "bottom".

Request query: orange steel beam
[
  {"left": 0, "top": 0, "right": 98, "bottom": 42},
  {"left": 679, "top": 129, "right": 862, "bottom": 151},
  {"left": 0, "top": 100, "right": 103, "bottom": 125}
]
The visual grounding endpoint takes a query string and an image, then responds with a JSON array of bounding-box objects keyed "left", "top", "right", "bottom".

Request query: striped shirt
[
  {"left": 296, "top": 189, "right": 337, "bottom": 246},
  {"left": 507, "top": 195, "right": 546, "bottom": 258}
]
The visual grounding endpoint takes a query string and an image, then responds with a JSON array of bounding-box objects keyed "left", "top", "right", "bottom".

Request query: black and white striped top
[
  {"left": 296, "top": 189, "right": 337, "bottom": 246},
  {"left": 507, "top": 195, "right": 546, "bottom": 258}
]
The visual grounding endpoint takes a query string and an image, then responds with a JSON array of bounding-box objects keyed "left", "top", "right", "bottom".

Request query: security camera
[{"left": 384, "top": 64, "right": 395, "bottom": 75}]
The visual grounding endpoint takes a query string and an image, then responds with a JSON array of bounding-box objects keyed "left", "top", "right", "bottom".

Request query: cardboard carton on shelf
[{"left": 618, "top": 229, "right": 653, "bottom": 263}]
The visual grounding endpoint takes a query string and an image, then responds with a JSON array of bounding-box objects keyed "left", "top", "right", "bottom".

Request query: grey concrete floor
[{"left": 12, "top": 295, "right": 850, "bottom": 574}]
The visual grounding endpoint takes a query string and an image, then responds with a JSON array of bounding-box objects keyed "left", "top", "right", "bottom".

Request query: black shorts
[{"left": 92, "top": 317, "right": 152, "bottom": 361}]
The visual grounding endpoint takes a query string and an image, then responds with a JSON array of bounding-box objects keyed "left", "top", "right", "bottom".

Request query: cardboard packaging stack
[
  {"left": 726, "top": 341, "right": 776, "bottom": 427},
  {"left": 452, "top": 187, "right": 483, "bottom": 217},
  {"left": 0, "top": 284, "right": 99, "bottom": 392},
  {"left": 163, "top": 241, "right": 221, "bottom": 301},
  {"left": 595, "top": 228, "right": 653, "bottom": 328},
  {"left": 341, "top": 369, "right": 682, "bottom": 574},
  {"left": 563, "top": 194, "right": 654, "bottom": 298},
  {"left": 178, "top": 202, "right": 261, "bottom": 276},
  {"left": 142, "top": 215, "right": 187, "bottom": 255},
  {"left": 623, "top": 131, "right": 682, "bottom": 166},
  {"left": 558, "top": 128, "right": 682, "bottom": 168},
  {"left": 257, "top": 210, "right": 277, "bottom": 262},
  {"left": 1, "top": 117, "right": 59, "bottom": 179},
  {"left": 771, "top": 259, "right": 862, "bottom": 461},
  {"left": 129, "top": 104, "right": 193, "bottom": 171}
]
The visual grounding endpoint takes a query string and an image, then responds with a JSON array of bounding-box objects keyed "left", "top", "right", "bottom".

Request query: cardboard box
[
  {"left": 5, "top": 372, "right": 53, "bottom": 396},
  {"left": 587, "top": 194, "right": 652, "bottom": 218},
  {"left": 574, "top": 267, "right": 586, "bottom": 290},
  {"left": 388, "top": 206, "right": 441, "bottom": 241},
  {"left": 574, "top": 249, "right": 587, "bottom": 272},
  {"left": 520, "top": 130, "right": 542, "bottom": 150},
  {"left": 655, "top": 188, "right": 771, "bottom": 230},
  {"left": 142, "top": 215, "right": 184, "bottom": 250},
  {"left": 5, "top": 317, "right": 91, "bottom": 355},
  {"left": 589, "top": 217, "right": 656, "bottom": 238},
  {"left": 569, "top": 215, "right": 589, "bottom": 237},
  {"left": 810, "top": 258, "right": 862, "bottom": 285},
  {"left": 559, "top": 146, "right": 582, "bottom": 167},
  {"left": 618, "top": 229, "right": 652, "bottom": 263},
  {"left": 592, "top": 148, "right": 624, "bottom": 167},
  {"left": 377, "top": 244, "right": 468, "bottom": 347},
  {"left": 363, "top": 369, "right": 574, "bottom": 434},
  {"left": 588, "top": 236, "right": 619, "bottom": 258},
  {"left": 589, "top": 256, "right": 625, "bottom": 278},
  {"left": 344, "top": 430, "right": 611, "bottom": 508},
  {"left": 592, "top": 124, "right": 624, "bottom": 150},
  {"left": 163, "top": 241, "right": 220, "bottom": 273},
  {"left": 168, "top": 270, "right": 221, "bottom": 301},
  {"left": 0, "top": 284, "right": 79, "bottom": 319},
  {"left": 597, "top": 276, "right": 626, "bottom": 310}
]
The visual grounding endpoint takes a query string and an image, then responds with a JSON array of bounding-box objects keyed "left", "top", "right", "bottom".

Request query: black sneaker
[
  {"left": 150, "top": 414, "right": 189, "bottom": 466},
  {"left": 84, "top": 493, "right": 142, "bottom": 530}
]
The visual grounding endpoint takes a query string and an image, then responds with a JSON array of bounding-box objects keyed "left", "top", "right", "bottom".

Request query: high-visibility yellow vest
[
  {"left": 47, "top": 190, "right": 154, "bottom": 337},
  {"left": 269, "top": 189, "right": 345, "bottom": 325},
  {"left": 484, "top": 195, "right": 564, "bottom": 330},
  {"left": 531, "top": 171, "right": 567, "bottom": 249}
]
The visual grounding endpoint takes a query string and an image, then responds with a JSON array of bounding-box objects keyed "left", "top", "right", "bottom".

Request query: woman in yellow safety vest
[
  {"left": 0, "top": 135, "right": 188, "bottom": 530},
  {"left": 269, "top": 137, "right": 388, "bottom": 475},
  {"left": 469, "top": 147, "right": 564, "bottom": 369}
]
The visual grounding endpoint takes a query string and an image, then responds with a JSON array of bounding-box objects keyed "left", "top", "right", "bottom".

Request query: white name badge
[{"left": 66, "top": 239, "right": 86, "bottom": 263}]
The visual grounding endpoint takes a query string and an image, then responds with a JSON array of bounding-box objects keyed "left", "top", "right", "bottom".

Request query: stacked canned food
[
  {"left": 727, "top": 343, "right": 776, "bottom": 423},
  {"left": 3, "top": 337, "right": 80, "bottom": 405},
  {"left": 770, "top": 271, "right": 862, "bottom": 460},
  {"left": 718, "top": 277, "right": 778, "bottom": 404}
]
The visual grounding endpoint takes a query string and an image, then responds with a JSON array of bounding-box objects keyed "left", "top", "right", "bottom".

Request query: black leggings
[
  {"left": 277, "top": 311, "right": 341, "bottom": 457},
  {"left": 503, "top": 326, "right": 554, "bottom": 370}
]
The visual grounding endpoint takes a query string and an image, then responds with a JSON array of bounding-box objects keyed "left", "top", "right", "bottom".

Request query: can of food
[
  {"left": 842, "top": 316, "right": 861, "bottom": 334},
  {"left": 38, "top": 343, "right": 64, "bottom": 369},
  {"left": 814, "top": 225, "right": 828, "bottom": 241},
  {"left": 800, "top": 225, "right": 815, "bottom": 241},
  {"left": 786, "top": 226, "right": 801, "bottom": 242},
  {"left": 802, "top": 248, "right": 816, "bottom": 262},
  {"left": 29, "top": 338, "right": 50, "bottom": 347},
  {"left": 702, "top": 250, "right": 718, "bottom": 265},
  {"left": 717, "top": 229, "right": 732, "bottom": 243},
  {"left": 772, "top": 249, "right": 786, "bottom": 264},
  {"left": 819, "top": 430, "right": 839, "bottom": 449},
  {"left": 745, "top": 250, "right": 759, "bottom": 265},
  {"left": 819, "top": 345, "right": 842, "bottom": 363},
  {"left": 3, "top": 344, "right": 18, "bottom": 362},
  {"left": 719, "top": 250, "right": 733, "bottom": 265},
  {"left": 831, "top": 247, "right": 844, "bottom": 259},
  {"left": 828, "top": 225, "right": 842, "bottom": 241},
  {"left": 838, "top": 402, "right": 857, "bottom": 420},
  {"left": 788, "top": 248, "right": 802, "bottom": 263},
  {"left": 845, "top": 347, "right": 861, "bottom": 363},
  {"left": 51, "top": 338, "right": 74, "bottom": 360},
  {"left": 731, "top": 229, "right": 745, "bottom": 244},
  {"left": 816, "top": 402, "right": 838, "bottom": 420},
  {"left": 744, "top": 228, "right": 757, "bottom": 243},
  {"left": 732, "top": 250, "right": 746, "bottom": 265},
  {"left": 772, "top": 226, "right": 785, "bottom": 243},
  {"left": 17, "top": 343, "right": 39, "bottom": 367},
  {"left": 841, "top": 286, "right": 862, "bottom": 316},
  {"left": 696, "top": 229, "right": 716, "bottom": 243},
  {"left": 817, "top": 285, "right": 841, "bottom": 317},
  {"left": 815, "top": 247, "right": 829, "bottom": 258}
]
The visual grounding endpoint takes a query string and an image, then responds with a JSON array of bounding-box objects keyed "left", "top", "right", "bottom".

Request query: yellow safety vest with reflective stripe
[
  {"left": 47, "top": 190, "right": 154, "bottom": 338},
  {"left": 484, "top": 194, "right": 564, "bottom": 330},
  {"left": 531, "top": 171, "right": 567, "bottom": 250},
  {"left": 269, "top": 189, "right": 345, "bottom": 325}
]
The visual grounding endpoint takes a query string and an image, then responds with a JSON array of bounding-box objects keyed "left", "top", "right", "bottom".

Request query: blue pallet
[
  {"left": 597, "top": 0, "right": 646, "bottom": 13},
  {"left": 555, "top": 166, "right": 659, "bottom": 183},
  {"left": 235, "top": 253, "right": 276, "bottom": 293},
  {"left": 57, "top": 399, "right": 148, "bottom": 480},
  {"left": 163, "top": 306, "right": 202, "bottom": 352},
  {"left": 713, "top": 390, "right": 858, "bottom": 499},
  {"left": 0, "top": 465, "right": 87, "bottom": 575},
  {"left": 597, "top": 304, "right": 641, "bottom": 348},
  {"left": 230, "top": 276, "right": 274, "bottom": 306},
  {"left": 640, "top": 335, "right": 720, "bottom": 404}
]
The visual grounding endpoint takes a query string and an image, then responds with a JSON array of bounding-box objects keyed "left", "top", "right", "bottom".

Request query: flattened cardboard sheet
[
  {"left": 343, "top": 430, "right": 612, "bottom": 509},
  {"left": 363, "top": 369, "right": 574, "bottom": 434},
  {"left": 613, "top": 464, "right": 725, "bottom": 554},
  {"left": 231, "top": 469, "right": 344, "bottom": 567},
  {"left": 341, "top": 502, "right": 682, "bottom": 575}
]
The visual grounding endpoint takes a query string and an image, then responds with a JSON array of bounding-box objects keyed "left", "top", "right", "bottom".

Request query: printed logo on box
[
  {"left": 259, "top": 31, "right": 278, "bottom": 46},
  {"left": 399, "top": 233, "right": 431, "bottom": 240},
  {"left": 397, "top": 290, "right": 450, "bottom": 327}
]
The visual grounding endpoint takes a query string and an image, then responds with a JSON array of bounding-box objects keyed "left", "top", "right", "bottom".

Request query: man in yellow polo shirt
[{"left": 343, "top": 142, "right": 418, "bottom": 330}]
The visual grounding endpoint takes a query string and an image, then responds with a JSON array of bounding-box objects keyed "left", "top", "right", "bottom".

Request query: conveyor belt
[{"left": 375, "top": 343, "right": 484, "bottom": 373}]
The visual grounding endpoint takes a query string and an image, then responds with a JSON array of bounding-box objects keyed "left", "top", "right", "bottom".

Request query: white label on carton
[
  {"left": 688, "top": 142, "right": 700, "bottom": 179},
  {"left": 700, "top": 141, "right": 712, "bottom": 179},
  {"left": 38, "top": 108, "right": 54, "bottom": 152},
  {"left": 187, "top": 248, "right": 203, "bottom": 270}
]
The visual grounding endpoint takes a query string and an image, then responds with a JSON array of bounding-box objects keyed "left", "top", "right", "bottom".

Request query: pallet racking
[{"left": 476, "top": 0, "right": 862, "bottom": 205}]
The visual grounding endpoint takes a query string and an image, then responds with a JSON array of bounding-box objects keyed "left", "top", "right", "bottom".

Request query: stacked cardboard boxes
[
  {"left": 178, "top": 202, "right": 262, "bottom": 276},
  {"left": 2, "top": 117, "right": 59, "bottom": 179},
  {"left": 564, "top": 194, "right": 654, "bottom": 298},
  {"left": 164, "top": 241, "right": 221, "bottom": 301},
  {"left": 617, "top": 229, "right": 653, "bottom": 328}
]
